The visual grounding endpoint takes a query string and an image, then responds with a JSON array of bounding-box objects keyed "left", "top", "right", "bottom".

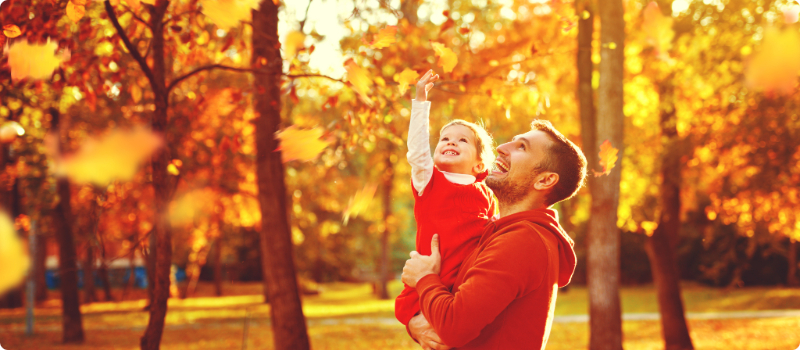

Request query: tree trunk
[
  {"left": 51, "top": 108, "right": 85, "bottom": 344},
  {"left": 789, "top": 239, "right": 799, "bottom": 287},
  {"left": 213, "top": 237, "right": 223, "bottom": 296},
  {"left": 35, "top": 233, "right": 48, "bottom": 302},
  {"left": 577, "top": 0, "right": 597, "bottom": 168},
  {"left": 145, "top": 230, "right": 156, "bottom": 308},
  {"left": 139, "top": 1, "right": 173, "bottom": 349},
  {"left": 252, "top": 1, "right": 311, "bottom": 349},
  {"left": 84, "top": 243, "right": 97, "bottom": 304},
  {"left": 98, "top": 233, "right": 114, "bottom": 301},
  {"left": 377, "top": 142, "right": 395, "bottom": 300},
  {"left": 644, "top": 75, "right": 694, "bottom": 350},
  {"left": 587, "top": 0, "right": 624, "bottom": 348}
]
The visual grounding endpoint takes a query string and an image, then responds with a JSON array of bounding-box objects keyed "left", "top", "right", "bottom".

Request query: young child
[{"left": 395, "top": 70, "right": 497, "bottom": 328}]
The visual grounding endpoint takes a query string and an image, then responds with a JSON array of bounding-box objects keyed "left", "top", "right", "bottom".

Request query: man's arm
[
  {"left": 415, "top": 228, "right": 549, "bottom": 347},
  {"left": 407, "top": 70, "right": 439, "bottom": 196},
  {"left": 408, "top": 314, "right": 451, "bottom": 350}
]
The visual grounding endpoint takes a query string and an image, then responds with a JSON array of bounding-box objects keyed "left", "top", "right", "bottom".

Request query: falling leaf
[
  {"left": 0, "top": 211, "right": 30, "bottom": 296},
  {"left": 7, "top": 40, "right": 69, "bottom": 82},
  {"left": 593, "top": 140, "right": 619, "bottom": 177},
  {"left": 746, "top": 27, "right": 800, "bottom": 95},
  {"left": 130, "top": 84, "right": 142, "bottom": 103},
  {"left": 0, "top": 121, "right": 25, "bottom": 143},
  {"left": 343, "top": 183, "right": 378, "bottom": 225},
  {"left": 284, "top": 31, "right": 305, "bottom": 58},
  {"left": 275, "top": 125, "right": 329, "bottom": 163},
  {"left": 368, "top": 25, "right": 397, "bottom": 49},
  {"left": 344, "top": 59, "right": 373, "bottom": 99},
  {"left": 200, "top": 0, "right": 260, "bottom": 30},
  {"left": 393, "top": 68, "right": 419, "bottom": 95},
  {"left": 2, "top": 25, "right": 21, "bottom": 38},
  {"left": 66, "top": 1, "right": 86, "bottom": 22},
  {"left": 53, "top": 127, "right": 163, "bottom": 185},
  {"left": 431, "top": 42, "right": 457, "bottom": 73},
  {"left": 458, "top": 27, "right": 470, "bottom": 35},
  {"left": 641, "top": 2, "right": 674, "bottom": 55}
]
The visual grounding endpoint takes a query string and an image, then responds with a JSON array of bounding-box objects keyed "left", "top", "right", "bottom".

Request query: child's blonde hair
[{"left": 440, "top": 120, "right": 495, "bottom": 173}]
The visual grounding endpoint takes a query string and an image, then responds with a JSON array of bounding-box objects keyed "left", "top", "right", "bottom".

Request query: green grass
[{"left": 1, "top": 281, "right": 799, "bottom": 349}]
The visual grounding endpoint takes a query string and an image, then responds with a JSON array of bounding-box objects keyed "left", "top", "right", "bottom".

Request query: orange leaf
[
  {"left": 342, "top": 183, "right": 378, "bottom": 225},
  {"left": 593, "top": 140, "right": 619, "bottom": 177},
  {"left": 344, "top": 59, "right": 373, "bottom": 99},
  {"left": 275, "top": 125, "right": 329, "bottom": 163},
  {"left": 393, "top": 68, "right": 419, "bottom": 95},
  {"left": 66, "top": 2, "right": 86, "bottom": 22},
  {"left": 641, "top": 2, "right": 674, "bottom": 55},
  {"left": 200, "top": 0, "right": 260, "bottom": 30},
  {"left": 53, "top": 127, "right": 163, "bottom": 185},
  {"left": 2, "top": 25, "right": 21, "bottom": 38},
  {"left": 7, "top": 40, "right": 68, "bottom": 82},
  {"left": 369, "top": 25, "right": 397, "bottom": 49},
  {"left": 284, "top": 31, "right": 306, "bottom": 58},
  {"left": 124, "top": 0, "right": 140, "bottom": 11},
  {"left": 431, "top": 42, "right": 457, "bottom": 73},
  {"left": 0, "top": 211, "right": 30, "bottom": 295},
  {"left": 745, "top": 27, "right": 800, "bottom": 95}
]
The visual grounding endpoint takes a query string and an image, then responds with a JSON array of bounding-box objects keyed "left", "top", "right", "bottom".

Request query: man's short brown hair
[{"left": 530, "top": 120, "right": 587, "bottom": 206}]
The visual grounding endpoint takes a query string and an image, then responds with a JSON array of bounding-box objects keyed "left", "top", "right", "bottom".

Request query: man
[{"left": 402, "top": 120, "right": 588, "bottom": 350}]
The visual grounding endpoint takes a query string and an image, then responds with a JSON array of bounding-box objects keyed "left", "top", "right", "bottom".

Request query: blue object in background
[{"left": 45, "top": 266, "right": 184, "bottom": 289}]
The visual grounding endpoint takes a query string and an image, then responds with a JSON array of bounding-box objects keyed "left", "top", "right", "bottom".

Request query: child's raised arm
[{"left": 407, "top": 70, "right": 439, "bottom": 196}]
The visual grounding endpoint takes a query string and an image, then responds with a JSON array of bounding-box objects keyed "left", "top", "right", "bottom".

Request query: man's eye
[{"left": 520, "top": 143, "right": 526, "bottom": 150}]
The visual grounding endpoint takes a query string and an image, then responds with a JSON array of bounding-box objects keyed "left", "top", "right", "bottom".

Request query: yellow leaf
[
  {"left": 141, "top": 0, "right": 155, "bottom": 4},
  {"left": 0, "top": 211, "right": 30, "bottom": 296},
  {"left": 66, "top": 2, "right": 86, "bottom": 22},
  {"left": 641, "top": 2, "right": 673, "bottom": 54},
  {"left": 130, "top": 84, "right": 142, "bottom": 103},
  {"left": 124, "top": 0, "right": 140, "bottom": 11},
  {"left": 342, "top": 183, "right": 378, "bottom": 225},
  {"left": 2, "top": 25, "right": 21, "bottom": 38},
  {"left": 431, "top": 42, "right": 457, "bottom": 73},
  {"left": 7, "top": 40, "right": 69, "bottom": 82},
  {"left": 284, "top": 31, "right": 306, "bottom": 58},
  {"left": 275, "top": 125, "right": 329, "bottom": 163},
  {"left": 344, "top": 59, "right": 373, "bottom": 98},
  {"left": 745, "top": 27, "right": 800, "bottom": 95},
  {"left": 393, "top": 68, "right": 419, "bottom": 95},
  {"left": 593, "top": 140, "right": 619, "bottom": 177},
  {"left": 167, "top": 163, "right": 180, "bottom": 175},
  {"left": 200, "top": 0, "right": 261, "bottom": 30},
  {"left": 55, "top": 127, "right": 163, "bottom": 185},
  {"left": 369, "top": 25, "right": 397, "bottom": 49}
]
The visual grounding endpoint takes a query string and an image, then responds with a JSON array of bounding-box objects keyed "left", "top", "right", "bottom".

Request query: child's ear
[{"left": 473, "top": 161, "right": 485, "bottom": 175}]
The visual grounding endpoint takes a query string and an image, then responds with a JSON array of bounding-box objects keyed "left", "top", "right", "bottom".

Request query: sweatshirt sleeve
[
  {"left": 407, "top": 100, "right": 434, "bottom": 196},
  {"left": 415, "top": 228, "right": 549, "bottom": 348}
]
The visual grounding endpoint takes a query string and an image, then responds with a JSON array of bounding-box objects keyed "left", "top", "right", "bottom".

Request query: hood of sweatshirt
[{"left": 487, "top": 208, "right": 576, "bottom": 287}]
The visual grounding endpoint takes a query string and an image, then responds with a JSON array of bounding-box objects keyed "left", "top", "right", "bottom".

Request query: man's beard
[{"left": 486, "top": 168, "right": 542, "bottom": 206}]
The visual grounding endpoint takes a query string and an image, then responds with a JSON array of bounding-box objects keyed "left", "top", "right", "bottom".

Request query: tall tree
[
  {"left": 577, "top": 0, "right": 596, "bottom": 189},
  {"left": 377, "top": 141, "right": 395, "bottom": 299},
  {"left": 252, "top": 1, "right": 311, "bottom": 349},
  {"left": 50, "top": 108, "right": 85, "bottom": 343},
  {"left": 587, "top": 0, "right": 625, "bottom": 348}
]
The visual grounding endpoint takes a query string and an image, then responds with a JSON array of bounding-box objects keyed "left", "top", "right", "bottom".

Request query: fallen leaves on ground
[
  {"left": 343, "top": 183, "right": 377, "bottom": 225},
  {"left": 51, "top": 126, "right": 163, "bottom": 185},
  {"left": 431, "top": 42, "right": 457, "bottom": 73},
  {"left": 593, "top": 140, "right": 619, "bottom": 177},
  {"left": 0, "top": 211, "right": 30, "bottom": 296},
  {"left": 275, "top": 125, "right": 329, "bottom": 163}
]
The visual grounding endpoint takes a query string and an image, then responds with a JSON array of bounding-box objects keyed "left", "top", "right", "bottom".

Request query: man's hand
[
  {"left": 402, "top": 234, "right": 442, "bottom": 288},
  {"left": 409, "top": 314, "right": 451, "bottom": 350},
  {"left": 415, "top": 69, "right": 439, "bottom": 102}
]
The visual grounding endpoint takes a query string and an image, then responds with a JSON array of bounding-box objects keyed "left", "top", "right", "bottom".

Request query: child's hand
[{"left": 415, "top": 69, "right": 439, "bottom": 102}]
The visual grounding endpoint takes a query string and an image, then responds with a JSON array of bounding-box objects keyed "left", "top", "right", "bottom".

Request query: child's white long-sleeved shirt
[{"left": 407, "top": 100, "right": 475, "bottom": 196}]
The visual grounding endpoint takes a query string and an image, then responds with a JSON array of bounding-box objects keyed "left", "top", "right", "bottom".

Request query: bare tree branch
[
  {"left": 299, "top": 0, "right": 314, "bottom": 32},
  {"left": 104, "top": 0, "right": 157, "bottom": 89}
]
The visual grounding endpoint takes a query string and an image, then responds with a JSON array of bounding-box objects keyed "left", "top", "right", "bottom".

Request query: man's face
[{"left": 486, "top": 130, "right": 551, "bottom": 203}]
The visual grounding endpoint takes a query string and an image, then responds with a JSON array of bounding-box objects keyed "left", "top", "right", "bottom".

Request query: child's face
[{"left": 433, "top": 124, "right": 484, "bottom": 176}]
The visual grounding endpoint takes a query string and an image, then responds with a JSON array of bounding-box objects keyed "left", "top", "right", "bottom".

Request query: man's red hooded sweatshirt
[{"left": 416, "top": 208, "right": 576, "bottom": 349}]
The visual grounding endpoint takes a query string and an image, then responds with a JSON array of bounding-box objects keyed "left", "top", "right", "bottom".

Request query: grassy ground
[{"left": 0, "top": 281, "right": 799, "bottom": 349}]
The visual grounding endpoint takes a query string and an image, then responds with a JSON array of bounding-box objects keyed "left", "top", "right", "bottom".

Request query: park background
[{"left": 1, "top": 0, "right": 800, "bottom": 348}]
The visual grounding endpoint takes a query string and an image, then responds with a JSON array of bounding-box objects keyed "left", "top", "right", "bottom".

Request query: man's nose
[{"left": 496, "top": 142, "right": 510, "bottom": 155}]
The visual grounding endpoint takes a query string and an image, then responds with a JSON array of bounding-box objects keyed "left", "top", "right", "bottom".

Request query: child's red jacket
[{"left": 394, "top": 167, "right": 495, "bottom": 326}]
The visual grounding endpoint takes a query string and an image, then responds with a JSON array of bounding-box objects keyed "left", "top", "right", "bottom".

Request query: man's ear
[{"left": 533, "top": 172, "right": 559, "bottom": 191}]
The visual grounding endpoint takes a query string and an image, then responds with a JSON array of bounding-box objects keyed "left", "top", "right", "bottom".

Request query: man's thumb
[{"left": 431, "top": 234, "right": 440, "bottom": 255}]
